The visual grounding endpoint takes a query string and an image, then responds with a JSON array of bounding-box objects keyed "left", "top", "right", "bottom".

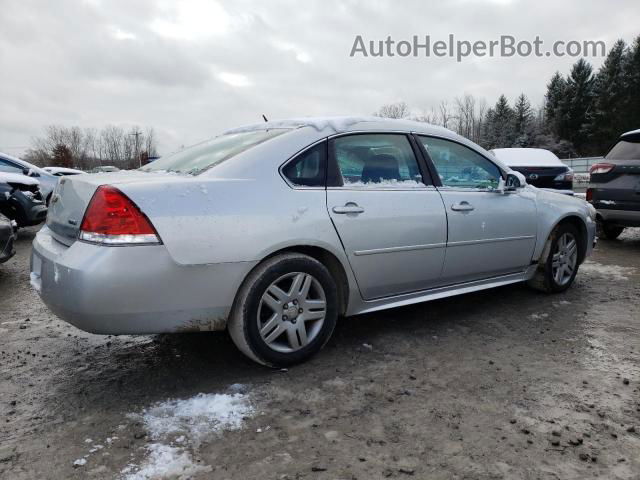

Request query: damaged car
[{"left": 31, "top": 117, "right": 597, "bottom": 367}]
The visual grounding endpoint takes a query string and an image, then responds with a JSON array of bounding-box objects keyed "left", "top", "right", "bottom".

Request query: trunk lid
[{"left": 46, "top": 171, "right": 186, "bottom": 246}]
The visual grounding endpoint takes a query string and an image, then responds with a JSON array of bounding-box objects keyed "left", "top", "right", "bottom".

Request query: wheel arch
[{"left": 548, "top": 214, "right": 589, "bottom": 265}]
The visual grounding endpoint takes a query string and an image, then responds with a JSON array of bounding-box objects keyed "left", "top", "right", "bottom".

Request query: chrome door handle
[
  {"left": 451, "top": 201, "right": 474, "bottom": 212},
  {"left": 332, "top": 203, "right": 365, "bottom": 214}
]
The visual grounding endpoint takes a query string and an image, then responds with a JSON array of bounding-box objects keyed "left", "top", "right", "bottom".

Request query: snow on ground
[
  {"left": 121, "top": 385, "right": 254, "bottom": 479},
  {"left": 580, "top": 261, "right": 635, "bottom": 281},
  {"left": 121, "top": 444, "right": 211, "bottom": 480}
]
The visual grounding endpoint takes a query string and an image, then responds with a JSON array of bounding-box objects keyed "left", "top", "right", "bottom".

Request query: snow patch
[
  {"left": 121, "top": 444, "right": 211, "bottom": 480},
  {"left": 140, "top": 392, "right": 253, "bottom": 445},
  {"left": 343, "top": 179, "right": 425, "bottom": 189},
  {"left": 580, "top": 261, "right": 635, "bottom": 281},
  {"left": 29, "top": 273, "right": 41, "bottom": 293},
  {"left": 73, "top": 458, "right": 87, "bottom": 467},
  {"left": 123, "top": 387, "right": 253, "bottom": 479}
]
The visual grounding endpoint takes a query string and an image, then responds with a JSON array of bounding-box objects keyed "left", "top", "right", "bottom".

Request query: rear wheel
[
  {"left": 228, "top": 253, "right": 338, "bottom": 367},
  {"left": 597, "top": 221, "right": 624, "bottom": 240},
  {"left": 527, "top": 223, "right": 581, "bottom": 293}
]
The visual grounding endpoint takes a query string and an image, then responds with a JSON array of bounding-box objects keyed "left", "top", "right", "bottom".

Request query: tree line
[
  {"left": 375, "top": 35, "right": 640, "bottom": 158},
  {"left": 24, "top": 125, "right": 158, "bottom": 170}
]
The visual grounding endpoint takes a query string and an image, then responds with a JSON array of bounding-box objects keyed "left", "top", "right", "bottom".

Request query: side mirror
[{"left": 496, "top": 172, "right": 526, "bottom": 194}]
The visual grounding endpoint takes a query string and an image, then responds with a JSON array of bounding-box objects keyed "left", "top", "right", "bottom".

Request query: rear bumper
[
  {"left": 597, "top": 208, "right": 640, "bottom": 227},
  {"left": 30, "top": 226, "right": 257, "bottom": 334}
]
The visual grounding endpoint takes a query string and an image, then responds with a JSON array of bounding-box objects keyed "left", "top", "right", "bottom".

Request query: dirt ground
[{"left": 1, "top": 227, "right": 639, "bottom": 480}]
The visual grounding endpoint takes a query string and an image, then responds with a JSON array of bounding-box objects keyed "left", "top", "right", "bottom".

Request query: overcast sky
[{"left": 1, "top": 0, "right": 638, "bottom": 157}]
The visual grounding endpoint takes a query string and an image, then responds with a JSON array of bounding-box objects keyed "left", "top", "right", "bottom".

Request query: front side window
[
  {"left": 331, "top": 134, "right": 425, "bottom": 188},
  {"left": 282, "top": 141, "right": 326, "bottom": 187},
  {"left": 418, "top": 136, "right": 501, "bottom": 190},
  {"left": 142, "top": 128, "right": 289, "bottom": 175}
]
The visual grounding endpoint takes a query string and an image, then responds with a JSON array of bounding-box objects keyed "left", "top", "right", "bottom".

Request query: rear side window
[
  {"left": 606, "top": 137, "right": 640, "bottom": 160},
  {"left": 282, "top": 142, "right": 327, "bottom": 187},
  {"left": 142, "top": 128, "right": 289, "bottom": 175},
  {"left": 418, "top": 136, "right": 501, "bottom": 190},
  {"left": 330, "top": 134, "right": 425, "bottom": 188}
]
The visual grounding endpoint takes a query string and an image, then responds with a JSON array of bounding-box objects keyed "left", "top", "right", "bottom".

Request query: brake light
[
  {"left": 586, "top": 188, "right": 593, "bottom": 202},
  {"left": 590, "top": 163, "right": 614, "bottom": 175},
  {"left": 79, "top": 186, "right": 161, "bottom": 245}
]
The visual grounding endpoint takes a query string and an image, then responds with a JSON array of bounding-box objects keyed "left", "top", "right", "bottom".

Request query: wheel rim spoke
[
  {"left": 267, "top": 284, "right": 289, "bottom": 303},
  {"left": 287, "top": 328, "right": 302, "bottom": 350},
  {"left": 288, "top": 273, "right": 306, "bottom": 297},
  {"left": 263, "top": 323, "right": 285, "bottom": 344}
]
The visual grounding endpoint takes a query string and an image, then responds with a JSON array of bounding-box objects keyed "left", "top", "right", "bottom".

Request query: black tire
[
  {"left": 527, "top": 223, "right": 581, "bottom": 294},
  {"left": 228, "top": 253, "right": 338, "bottom": 367},
  {"left": 597, "top": 221, "right": 624, "bottom": 240}
]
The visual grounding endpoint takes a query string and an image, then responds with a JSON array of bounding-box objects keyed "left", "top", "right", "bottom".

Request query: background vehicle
[
  {"left": 0, "top": 211, "right": 17, "bottom": 264},
  {"left": 43, "top": 167, "right": 85, "bottom": 176},
  {"left": 31, "top": 117, "right": 596, "bottom": 367},
  {"left": 89, "top": 166, "right": 120, "bottom": 173},
  {"left": 0, "top": 173, "right": 48, "bottom": 228},
  {"left": 490, "top": 148, "right": 574, "bottom": 193},
  {"left": 587, "top": 129, "right": 640, "bottom": 239},
  {"left": 0, "top": 152, "right": 58, "bottom": 204}
]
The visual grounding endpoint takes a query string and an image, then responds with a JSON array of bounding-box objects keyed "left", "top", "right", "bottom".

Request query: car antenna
[{"left": 262, "top": 114, "right": 268, "bottom": 122}]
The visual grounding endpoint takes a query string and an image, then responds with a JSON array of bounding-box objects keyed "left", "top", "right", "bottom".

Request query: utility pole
[{"left": 130, "top": 130, "right": 142, "bottom": 168}]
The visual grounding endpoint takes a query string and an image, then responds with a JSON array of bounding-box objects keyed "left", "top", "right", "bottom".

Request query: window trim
[
  {"left": 413, "top": 134, "right": 506, "bottom": 192},
  {"left": 278, "top": 139, "right": 328, "bottom": 190},
  {"left": 326, "top": 131, "right": 434, "bottom": 190}
]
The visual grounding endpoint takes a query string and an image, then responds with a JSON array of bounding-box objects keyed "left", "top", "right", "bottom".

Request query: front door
[
  {"left": 416, "top": 135, "right": 537, "bottom": 285},
  {"left": 326, "top": 133, "right": 448, "bottom": 299}
]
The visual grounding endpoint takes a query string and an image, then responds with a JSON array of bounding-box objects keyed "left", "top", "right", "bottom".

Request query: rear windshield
[
  {"left": 606, "top": 137, "right": 640, "bottom": 160},
  {"left": 142, "top": 128, "right": 289, "bottom": 175}
]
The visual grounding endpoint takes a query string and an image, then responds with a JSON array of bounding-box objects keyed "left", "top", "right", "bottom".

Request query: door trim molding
[
  {"left": 354, "top": 242, "right": 446, "bottom": 256},
  {"left": 447, "top": 235, "right": 535, "bottom": 248}
]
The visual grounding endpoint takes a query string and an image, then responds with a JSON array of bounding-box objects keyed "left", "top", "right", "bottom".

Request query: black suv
[{"left": 587, "top": 129, "right": 640, "bottom": 239}]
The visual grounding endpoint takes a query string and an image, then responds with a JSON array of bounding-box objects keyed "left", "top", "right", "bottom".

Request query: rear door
[
  {"left": 416, "top": 135, "right": 537, "bottom": 285},
  {"left": 326, "top": 133, "right": 448, "bottom": 300}
]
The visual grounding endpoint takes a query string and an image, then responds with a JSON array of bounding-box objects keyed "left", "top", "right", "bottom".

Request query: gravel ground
[{"left": 1, "top": 227, "right": 639, "bottom": 479}]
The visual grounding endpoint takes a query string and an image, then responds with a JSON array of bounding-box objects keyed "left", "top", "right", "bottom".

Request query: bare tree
[
  {"left": 27, "top": 124, "right": 159, "bottom": 170},
  {"left": 438, "top": 100, "right": 452, "bottom": 129},
  {"left": 374, "top": 101, "right": 410, "bottom": 119}
]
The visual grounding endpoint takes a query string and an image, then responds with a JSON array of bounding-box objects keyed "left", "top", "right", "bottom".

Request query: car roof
[
  {"left": 490, "top": 148, "right": 562, "bottom": 167},
  {"left": 224, "top": 116, "right": 459, "bottom": 138},
  {"left": 0, "top": 152, "right": 53, "bottom": 177},
  {"left": 620, "top": 128, "right": 640, "bottom": 138}
]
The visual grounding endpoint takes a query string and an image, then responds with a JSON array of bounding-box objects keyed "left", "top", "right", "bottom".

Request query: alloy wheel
[
  {"left": 551, "top": 232, "right": 578, "bottom": 286},
  {"left": 257, "top": 272, "right": 327, "bottom": 353}
]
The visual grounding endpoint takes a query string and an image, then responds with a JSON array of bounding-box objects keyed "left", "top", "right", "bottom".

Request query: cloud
[{"left": 0, "top": 0, "right": 638, "bottom": 157}]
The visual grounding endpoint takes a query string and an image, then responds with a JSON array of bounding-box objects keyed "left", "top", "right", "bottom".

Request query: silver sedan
[{"left": 31, "top": 117, "right": 597, "bottom": 366}]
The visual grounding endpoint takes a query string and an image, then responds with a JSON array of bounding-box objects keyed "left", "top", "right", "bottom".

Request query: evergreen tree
[
  {"left": 544, "top": 72, "right": 567, "bottom": 137},
  {"left": 513, "top": 93, "right": 534, "bottom": 146},
  {"left": 489, "top": 95, "right": 515, "bottom": 148},
  {"left": 560, "top": 58, "right": 595, "bottom": 154},
  {"left": 589, "top": 39, "right": 628, "bottom": 152},
  {"left": 621, "top": 35, "right": 640, "bottom": 132}
]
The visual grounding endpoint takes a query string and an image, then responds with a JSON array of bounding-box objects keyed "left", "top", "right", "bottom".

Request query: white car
[
  {"left": 490, "top": 148, "right": 574, "bottom": 194},
  {"left": 0, "top": 152, "right": 59, "bottom": 204}
]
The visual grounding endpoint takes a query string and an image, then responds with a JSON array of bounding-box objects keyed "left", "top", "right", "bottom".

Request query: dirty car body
[{"left": 31, "top": 117, "right": 597, "bottom": 365}]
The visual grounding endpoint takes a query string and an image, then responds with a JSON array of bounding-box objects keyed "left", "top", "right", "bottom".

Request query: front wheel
[
  {"left": 228, "top": 253, "right": 338, "bottom": 367},
  {"left": 527, "top": 223, "right": 581, "bottom": 293}
]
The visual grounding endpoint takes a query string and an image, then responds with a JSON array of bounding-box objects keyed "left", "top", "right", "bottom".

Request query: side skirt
[{"left": 348, "top": 265, "right": 538, "bottom": 316}]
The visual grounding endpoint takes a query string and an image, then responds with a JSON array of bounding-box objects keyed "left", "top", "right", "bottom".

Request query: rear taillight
[
  {"left": 79, "top": 186, "right": 161, "bottom": 245},
  {"left": 586, "top": 188, "right": 593, "bottom": 202},
  {"left": 554, "top": 168, "right": 574, "bottom": 182},
  {"left": 590, "top": 163, "right": 614, "bottom": 175}
]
